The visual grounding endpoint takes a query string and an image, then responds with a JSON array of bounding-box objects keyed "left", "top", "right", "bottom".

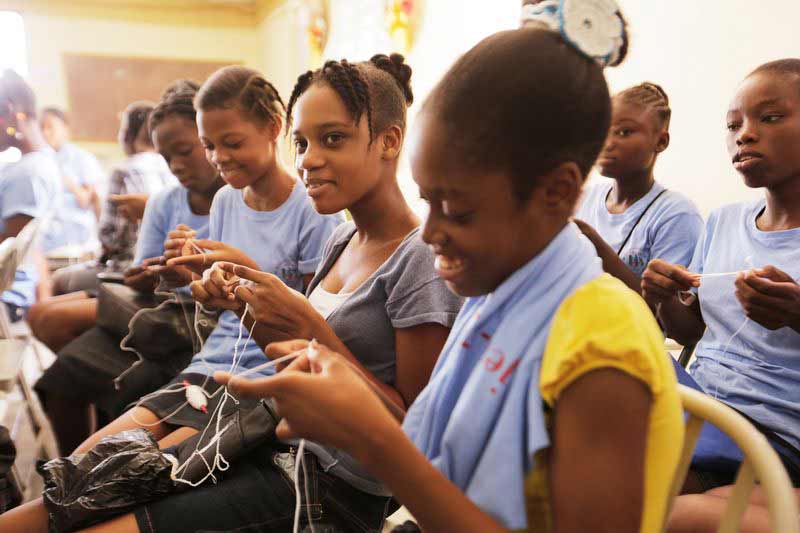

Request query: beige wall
[{"left": 11, "top": 8, "right": 261, "bottom": 165}]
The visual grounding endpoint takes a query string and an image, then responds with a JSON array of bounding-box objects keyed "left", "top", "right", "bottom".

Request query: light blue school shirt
[
  {"left": 403, "top": 223, "right": 603, "bottom": 529},
  {"left": 576, "top": 180, "right": 704, "bottom": 274},
  {"left": 133, "top": 185, "right": 211, "bottom": 265},
  {"left": 182, "top": 182, "right": 342, "bottom": 378},
  {"left": 50, "top": 142, "right": 103, "bottom": 247},
  {"left": 687, "top": 199, "right": 800, "bottom": 452},
  {"left": 0, "top": 150, "right": 63, "bottom": 308}
]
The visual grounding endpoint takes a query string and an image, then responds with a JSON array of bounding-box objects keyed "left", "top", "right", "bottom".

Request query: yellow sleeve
[{"left": 540, "top": 274, "right": 666, "bottom": 405}]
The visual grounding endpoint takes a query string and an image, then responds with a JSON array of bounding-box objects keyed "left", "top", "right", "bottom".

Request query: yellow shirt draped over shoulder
[{"left": 526, "top": 274, "right": 683, "bottom": 532}]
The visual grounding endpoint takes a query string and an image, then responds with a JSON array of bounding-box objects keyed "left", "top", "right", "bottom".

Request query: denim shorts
[{"left": 134, "top": 443, "right": 395, "bottom": 533}]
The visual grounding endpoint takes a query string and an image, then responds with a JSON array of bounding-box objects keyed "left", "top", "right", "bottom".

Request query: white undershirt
[{"left": 308, "top": 284, "right": 353, "bottom": 319}]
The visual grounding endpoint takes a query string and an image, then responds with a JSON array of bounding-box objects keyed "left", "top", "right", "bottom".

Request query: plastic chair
[
  {"left": 662, "top": 385, "right": 800, "bottom": 533},
  {"left": 0, "top": 226, "right": 59, "bottom": 499}
]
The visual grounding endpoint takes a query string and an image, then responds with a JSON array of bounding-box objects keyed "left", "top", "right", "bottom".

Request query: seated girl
[
  {"left": 33, "top": 80, "right": 226, "bottom": 454},
  {"left": 0, "top": 69, "right": 63, "bottom": 320},
  {"left": 0, "top": 55, "right": 461, "bottom": 533},
  {"left": 643, "top": 58, "right": 800, "bottom": 493},
  {"left": 575, "top": 82, "right": 703, "bottom": 293},
  {"left": 40, "top": 106, "right": 104, "bottom": 249},
  {"left": 43, "top": 101, "right": 175, "bottom": 297},
  {"left": 218, "top": 3, "right": 684, "bottom": 532}
]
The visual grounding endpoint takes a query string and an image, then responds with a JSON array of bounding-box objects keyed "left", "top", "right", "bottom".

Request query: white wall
[
  {"left": 606, "top": 0, "right": 800, "bottom": 215},
  {"left": 261, "top": 0, "right": 800, "bottom": 217}
]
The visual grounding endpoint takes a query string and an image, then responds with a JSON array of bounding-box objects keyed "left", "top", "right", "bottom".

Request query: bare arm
[
  {"left": 641, "top": 259, "right": 706, "bottom": 345},
  {"left": 0, "top": 214, "right": 32, "bottom": 242},
  {"left": 549, "top": 368, "right": 651, "bottom": 533},
  {"left": 575, "top": 219, "right": 642, "bottom": 293}
]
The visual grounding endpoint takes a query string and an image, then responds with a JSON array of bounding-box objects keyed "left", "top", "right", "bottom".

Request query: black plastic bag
[
  {"left": 170, "top": 399, "right": 280, "bottom": 485},
  {"left": 39, "top": 429, "right": 176, "bottom": 532},
  {"left": 0, "top": 425, "right": 20, "bottom": 513}
]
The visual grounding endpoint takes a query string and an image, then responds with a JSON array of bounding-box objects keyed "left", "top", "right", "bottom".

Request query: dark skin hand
[
  {"left": 123, "top": 256, "right": 162, "bottom": 293},
  {"left": 573, "top": 218, "right": 642, "bottom": 294},
  {"left": 735, "top": 266, "right": 800, "bottom": 333}
]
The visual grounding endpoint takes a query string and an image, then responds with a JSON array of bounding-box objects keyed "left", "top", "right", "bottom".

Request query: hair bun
[{"left": 370, "top": 53, "right": 414, "bottom": 105}]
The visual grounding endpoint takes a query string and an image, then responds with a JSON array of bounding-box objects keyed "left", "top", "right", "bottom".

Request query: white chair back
[{"left": 662, "top": 385, "right": 800, "bottom": 533}]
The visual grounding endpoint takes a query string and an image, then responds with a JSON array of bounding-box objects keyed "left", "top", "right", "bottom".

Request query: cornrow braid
[
  {"left": 286, "top": 54, "right": 415, "bottom": 143},
  {"left": 149, "top": 79, "right": 200, "bottom": 134},
  {"left": 617, "top": 81, "right": 671, "bottom": 130},
  {"left": 238, "top": 73, "right": 286, "bottom": 126},
  {"left": 322, "top": 60, "right": 373, "bottom": 141},
  {"left": 195, "top": 66, "right": 285, "bottom": 129},
  {"left": 285, "top": 70, "right": 315, "bottom": 135},
  {"left": 286, "top": 59, "right": 374, "bottom": 141}
]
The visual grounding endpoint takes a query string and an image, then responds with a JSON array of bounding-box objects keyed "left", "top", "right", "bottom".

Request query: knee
[{"left": 27, "top": 302, "right": 50, "bottom": 336}]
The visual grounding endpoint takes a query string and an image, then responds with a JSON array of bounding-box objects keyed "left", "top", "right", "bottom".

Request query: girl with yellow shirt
[{"left": 219, "top": 1, "right": 684, "bottom": 531}]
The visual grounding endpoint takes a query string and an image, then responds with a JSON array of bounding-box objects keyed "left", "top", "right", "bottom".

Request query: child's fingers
[
  {"left": 221, "top": 374, "right": 284, "bottom": 399},
  {"left": 167, "top": 253, "right": 207, "bottom": 267},
  {"left": 164, "top": 237, "right": 186, "bottom": 250},
  {"left": 232, "top": 264, "right": 274, "bottom": 285},
  {"left": 265, "top": 339, "right": 310, "bottom": 360},
  {"left": 741, "top": 272, "right": 796, "bottom": 298},
  {"left": 190, "top": 280, "right": 213, "bottom": 303},
  {"left": 207, "top": 267, "right": 232, "bottom": 299},
  {"left": 190, "top": 239, "right": 224, "bottom": 251},
  {"left": 752, "top": 265, "right": 794, "bottom": 283},
  {"left": 232, "top": 284, "right": 259, "bottom": 307}
]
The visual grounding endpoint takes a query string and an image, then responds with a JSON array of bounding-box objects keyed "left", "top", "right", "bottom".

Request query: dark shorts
[
  {"left": 134, "top": 444, "right": 394, "bottom": 533},
  {"left": 138, "top": 373, "right": 261, "bottom": 431},
  {"left": 690, "top": 430, "right": 800, "bottom": 491},
  {"left": 34, "top": 326, "right": 190, "bottom": 420}
]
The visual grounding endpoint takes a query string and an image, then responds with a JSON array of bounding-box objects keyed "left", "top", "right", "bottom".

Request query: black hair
[
  {"left": 195, "top": 66, "right": 285, "bottom": 128},
  {"left": 0, "top": 69, "right": 36, "bottom": 117},
  {"left": 41, "top": 106, "right": 68, "bottom": 125},
  {"left": 285, "top": 53, "right": 414, "bottom": 142},
  {"left": 749, "top": 58, "right": 800, "bottom": 81},
  {"left": 150, "top": 79, "right": 201, "bottom": 134},
  {"left": 422, "top": 24, "right": 628, "bottom": 202},
  {"left": 122, "top": 101, "right": 155, "bottom": 151},
  {"left": 616, "top": 82, "right": 671, "bottom": 130}
]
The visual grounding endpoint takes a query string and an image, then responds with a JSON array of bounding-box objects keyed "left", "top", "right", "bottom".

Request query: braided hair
[
  {"left": 195, "top": 66, "right": 285, "bottom": 128},
  {"left": 150, "top": 79, "right": 200, "bottom": 133},
  {"left": 616, "top": 82, "right": 671, "bottom": 130},
  {"left": 121, "top": 101, "right": 155, "bottom": 152},
  {"left": 285, "top": 53, "right": 414, "bottom": 143}
]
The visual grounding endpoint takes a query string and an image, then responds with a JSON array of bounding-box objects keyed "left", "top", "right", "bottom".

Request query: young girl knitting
[
  {"left": 0, "top": 56, "right": 461, "bottom": 533},
  {"left": 218, "top": 2, "right": 684, "bottom": 531},
  {"left": 33, "top": 80, "right": 226, "bottom": 455},
  {"left": 574, "top": 82, "right": 703, "bottom": 293},
  {"left": 643, "top": 59, "right": 800, "bottom": 498}
]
